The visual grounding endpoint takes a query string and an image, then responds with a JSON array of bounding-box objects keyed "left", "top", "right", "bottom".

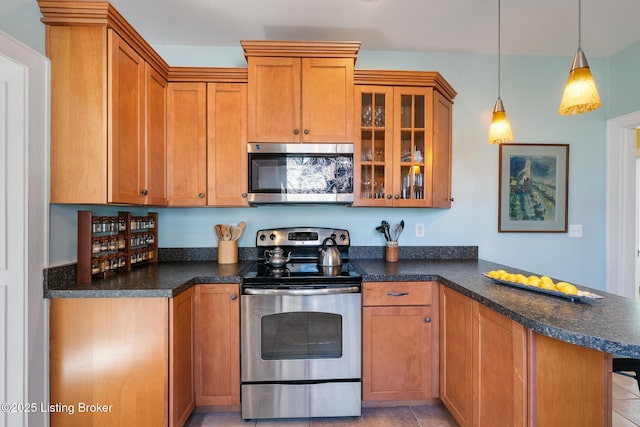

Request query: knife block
[{"left": 218, "top": 240, "right": 238, "bottom": 264}]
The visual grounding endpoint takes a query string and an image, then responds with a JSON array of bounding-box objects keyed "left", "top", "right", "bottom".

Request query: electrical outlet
[
  {"left": 569, "top": 224, "right": 583, "bottom": 238},
  {"left": 415, "top": 223, "right": 425, "bottom": 237}
]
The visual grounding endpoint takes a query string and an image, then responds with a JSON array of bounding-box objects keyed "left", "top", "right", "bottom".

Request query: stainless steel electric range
[{"left": 240, "top": 227, "right": 362, "bottom": 420}]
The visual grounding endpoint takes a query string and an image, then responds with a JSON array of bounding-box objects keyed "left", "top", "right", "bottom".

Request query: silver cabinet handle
[
  {"left": 198, "top": 192, "right": 205, "bottom": 198},
  {"left": 425, "top": 317, "right": 432, "bottom": 323},
  {"left": 303, "top": 129, "right": 310, "bottom": 134},
  {"left": 293, "top": 129, "right": 300, "bottom": 135},
  {"left": 140, "top": 189, "right": 148, "bottom": 196},
  {"left": 387, "top": 292, "right": 409, "bottom": 297},
  {"left": 231, "top": 294, "right": 237, "bottom": 300},
  {"left": 244, "top": 287, "right": 360, "bottom": 296}
]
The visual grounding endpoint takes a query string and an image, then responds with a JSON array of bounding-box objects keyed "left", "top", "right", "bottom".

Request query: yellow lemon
[
  {"left": 487, "top": 270, "right": 500, "bottom": 279},
  {"left": 555, "top": 281, "right": 572, "bottom": 291},
  {"left": 559, "top": 283, "right": 579, "bottom": 295},
  {"left": 527, "top": 275, "right": 539, "bottom": 282},
  {"left": 497, "top": 270, "right": 509, "bottom": 280},
  {"left": 526, "top": 277, "right": 541, "bottom": 287},
  {"left": 539, "top": 280, "right": 556, "bottom": 290},
  {"left": 515, "top": 274, "right": 528, "bottom": 284},
  {"left": 540, "top": 276, "right": 554, "bottom": 286},
  {"left": 505, "top": 273, "right": 518, "bottom": 283}
]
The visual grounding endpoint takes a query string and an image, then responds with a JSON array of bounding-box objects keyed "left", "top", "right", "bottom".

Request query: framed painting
[{"left": 498, "top": 143, "right": 569, "bottom": 232}]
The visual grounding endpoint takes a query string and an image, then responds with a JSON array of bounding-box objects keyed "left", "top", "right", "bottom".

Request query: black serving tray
[{"left": 482, "top": 273, "right": 603, "bottom": 303}]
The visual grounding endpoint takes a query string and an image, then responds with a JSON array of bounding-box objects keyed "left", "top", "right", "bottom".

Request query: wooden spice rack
[{"left": 77, "top": 210, "right": 158, "bottom": 283}]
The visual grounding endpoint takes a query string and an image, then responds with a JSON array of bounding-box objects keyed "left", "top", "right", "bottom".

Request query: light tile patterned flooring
[{"left": 186, "top": 373, "right": 640, "bottom": 426}]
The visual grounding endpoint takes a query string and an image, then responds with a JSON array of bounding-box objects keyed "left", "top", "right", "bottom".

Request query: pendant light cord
[
  {"left": 497, "top": 0, "right": 502, "bottom": 98},
  {"left": 578, "top": 0, "right": 582, "bottom": 49}
]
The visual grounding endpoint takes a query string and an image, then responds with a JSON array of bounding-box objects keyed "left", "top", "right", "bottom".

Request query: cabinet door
[
  {"left": 301, "top": 57, "right": 354, "bottom": 143},
  {"left": 440, "top": 286, "right": 473, "bottom": 427},
  {"left": 472, "top": 302, "right": 527, "bottom": 427},
  {"left": 392, "top": 87, "right": 434, "bottom": 207},
  {"left": 167, "top": 82, "right": 207, "bottom": 206},
  {"left": 207, "top": 83, "right": 249, "bottom": 207},
  {"left": 247, "top": 57, "right": 301, "bottom": 142},
  {"left": 48, "top": 26, "right": 108, "bottom": 203},
  {"left": 354, "top": 85, "right": 394, "bottom": 207},
  {"left": 194, "top": 284, "right": 240, "bottom": 406},
  {"left": 50, "top": 298, "right": 168, "bottom": 426},
  {"left": 170, "top": 287, "right": 195, "bottom": 426},
  {"left": 363, "top": 305, "right": 433, "bottom": 400},
  {"left": 108, "top": 30, "right": 145, "bottom": 204},
  {"left": 432, "top": 91, "right": 453, "bottom": 208},
  {"left": 144, "top": 63, "right": 168, "bottom": 206}
]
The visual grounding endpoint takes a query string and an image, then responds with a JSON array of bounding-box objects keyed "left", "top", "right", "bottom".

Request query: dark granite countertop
[
  {"left": 44, "top": 261, "right": 252, "bottom": 298},
  {"left": 45, "top": 257, "right": 640, "bottom": 358}
]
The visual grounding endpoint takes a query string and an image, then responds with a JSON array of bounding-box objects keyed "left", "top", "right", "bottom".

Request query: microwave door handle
[{"left": 244, "top": 287, "right": 360, "bottom": 296}]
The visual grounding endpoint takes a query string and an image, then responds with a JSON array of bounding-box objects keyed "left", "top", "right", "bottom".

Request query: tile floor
[{"left": 186, "top": 373, "right": 640, "bottom": 426}]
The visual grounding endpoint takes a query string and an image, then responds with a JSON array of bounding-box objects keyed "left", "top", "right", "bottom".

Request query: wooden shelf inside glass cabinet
[{"left": 77, "top": 210, "right": 158, "bottom": 283}]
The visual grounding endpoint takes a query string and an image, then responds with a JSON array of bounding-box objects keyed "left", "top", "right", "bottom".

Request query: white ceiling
[{"left": 110, "top": 0, "right": 640, "bottom": 58}]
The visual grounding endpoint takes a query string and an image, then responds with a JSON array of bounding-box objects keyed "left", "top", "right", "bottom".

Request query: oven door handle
[{"left": 243, "top": 286, "right": 360, "bottom": 296}]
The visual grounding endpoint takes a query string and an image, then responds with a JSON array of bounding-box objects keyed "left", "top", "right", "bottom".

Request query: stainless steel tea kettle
[
  {"left": 318, "top": 236, "right": 342, "bottom": 267},
  {"left": 264, "top": 247, "right": 291, "bottom": 268}
]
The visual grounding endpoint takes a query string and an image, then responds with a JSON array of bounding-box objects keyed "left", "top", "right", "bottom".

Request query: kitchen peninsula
[{"left": 45, "top": 255, "right": 639, "bottom": 427}]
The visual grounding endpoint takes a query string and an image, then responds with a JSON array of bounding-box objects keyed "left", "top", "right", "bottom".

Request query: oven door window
[{"left": 261, "top": 312, "right": 342, "bottom": 360}]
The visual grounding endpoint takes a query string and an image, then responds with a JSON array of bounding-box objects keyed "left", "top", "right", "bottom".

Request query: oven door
[{"left": 241, "top": 287, "right": 361, "bottom": 382}]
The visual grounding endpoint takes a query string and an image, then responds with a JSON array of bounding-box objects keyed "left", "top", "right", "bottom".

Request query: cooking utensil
[
  {"left": 381, "top": 220, "right": 391, "bottom": 241},
  {"left": 375, "top": 225, "right": 388, "bottom": 240}
]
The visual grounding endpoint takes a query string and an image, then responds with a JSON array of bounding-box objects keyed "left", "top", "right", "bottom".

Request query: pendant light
[
  {"left": 488, "top": 0, "right": 513, "bottom": 144},
  {"left": 558, "top": 0, "right": 601, "bottom": 115}
]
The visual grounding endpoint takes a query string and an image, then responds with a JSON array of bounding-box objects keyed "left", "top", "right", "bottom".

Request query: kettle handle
[{"left": 322, "top": 236, "right": 337, "bottom": 248}]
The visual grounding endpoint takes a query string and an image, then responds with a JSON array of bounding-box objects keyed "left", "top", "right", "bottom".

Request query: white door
[
  {"left": 0, "top": 47, "right": 28, "bottom": 427},
  {"left": 0, "top": 32, "right": 49, "bottom": 427}
]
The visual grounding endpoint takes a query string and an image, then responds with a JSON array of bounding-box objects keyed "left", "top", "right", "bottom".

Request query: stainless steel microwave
[{"left": 247, "top": 143, "right": 354, "bottom": 205}]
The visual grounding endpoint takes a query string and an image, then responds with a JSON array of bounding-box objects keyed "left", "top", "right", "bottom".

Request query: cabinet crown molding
[
  {"left": 241, "top": 40, "right": 361, "bottom": 62},
  {"left": 355, "top": 69, "right": 457, "bottom": 102}
]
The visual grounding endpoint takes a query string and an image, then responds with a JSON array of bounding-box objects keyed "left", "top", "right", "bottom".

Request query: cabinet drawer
[{"left": 363, "top": 282, "right": 433, "bottom": 306}]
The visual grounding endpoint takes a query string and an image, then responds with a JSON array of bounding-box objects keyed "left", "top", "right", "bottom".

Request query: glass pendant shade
[
  {"left": 488, "top": 97, "right": 514, "bottom": 144},
  {"left": 558, "top": 48, "right": 601, "bottom": 115}
]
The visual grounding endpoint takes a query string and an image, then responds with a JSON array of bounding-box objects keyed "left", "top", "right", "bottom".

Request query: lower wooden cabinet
[
  {"left": 170, "top": 287, "right": 196, "bottom": 426},
  {"left": 440, "top": 286, "right": 612, "bottom": 427},
  {"left": 50, "top": 298, "right": 170, "bottom": 427},
  {"left": 362, "top": 281, "right": 439, "bottom": 401},
  {"left": 194, "top": 284, "right": 241, "bottom": 406},
  {"left": 440, "top": 286, "right": 526, "bottom": 427}
]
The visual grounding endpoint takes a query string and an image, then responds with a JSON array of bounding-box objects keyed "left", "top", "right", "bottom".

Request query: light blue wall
[
  {"left": 6, "top": 0, "right": 637, "bottom": 292},
  {"left": 608, "top": 42, "right": 640, "bottom": 118}
]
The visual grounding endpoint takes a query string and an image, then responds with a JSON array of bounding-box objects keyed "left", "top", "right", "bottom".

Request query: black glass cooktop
[{"left": 242, "top": 261, "right": 362, "bottom": 285}]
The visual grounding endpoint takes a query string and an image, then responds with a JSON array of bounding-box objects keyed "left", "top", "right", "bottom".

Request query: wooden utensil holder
[{"left": 218, "top": 240, "right": 238, "bottom": 264}]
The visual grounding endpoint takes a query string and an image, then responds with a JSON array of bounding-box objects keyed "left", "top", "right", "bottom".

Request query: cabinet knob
[
  {"left": 395, "top": 194, "right": 400, "bottom": 199},
  {"left": 425, "top": 317, "right": 432, "bottom": 323},
  {"left": 231, "top": 294, "right": 237, "bottom": 300},
  {"left": 293, "top": 129, "right": 299, "bottom": 135},
  {"left": 140, "top": 189, "right": 148, "bottom": 196},
  {"left": 303, "top": 129, "right": 310, "bottom": 135},
  {"left": 241, "top": 193, "right": 247, "bottom": 198},
  {"left": 198, "top": 193, "right": 205, "bottom": 198},
  {"left": 386, "top": 194, "right": 392, "bottom": 200},
  {"left": 450, "top": 197, "right": 455, "bottom": 202}
]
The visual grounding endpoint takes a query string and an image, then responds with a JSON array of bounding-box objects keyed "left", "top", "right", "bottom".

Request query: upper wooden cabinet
[
  {"left": 45, "top": 23, "right": 168, "bottom": 204},
  {"left": 243, "top": 41, "right": 359, "bottom": 143},
  {"left": 353, "top": 71, "right": 456, "bottom": 208},
  {"left": 207, "top": 83, "right": 249, "bottom": 207},
  {"left": 166, "top": 83, "right": 208, "bottom": 206}
]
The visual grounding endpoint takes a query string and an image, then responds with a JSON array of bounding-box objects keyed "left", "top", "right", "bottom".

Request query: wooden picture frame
[{"left": 498, "top": 143, "right": 569, "bottom": 232}]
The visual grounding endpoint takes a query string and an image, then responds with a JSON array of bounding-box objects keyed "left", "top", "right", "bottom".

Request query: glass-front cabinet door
[
  {"left": 355, "top": 84, "right": 449, "bottom": 208},
  {"left": 393, "top": 88, "right": 433, "bottom": 206},
  {"left": 354, "top": 86, "right": 393, "bottom": 206}
]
